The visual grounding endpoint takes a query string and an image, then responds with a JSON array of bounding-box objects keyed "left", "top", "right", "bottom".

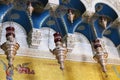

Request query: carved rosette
[
  {"left": 1, "top": 26, "right": 20, "bottom": 68},
  {"left": 51, "top": 32, "right": 67, "bottom": 70},
  {"left": 93, "top": 38, "right": 108, "bottom": 73}
]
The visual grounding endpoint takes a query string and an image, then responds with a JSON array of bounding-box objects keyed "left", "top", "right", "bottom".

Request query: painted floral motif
[
  {"left": 0, "top": 60, "right": 35, "bottom": 80},
  {"left": 15, "top": 62, "right": 35, "bottom": 74}
]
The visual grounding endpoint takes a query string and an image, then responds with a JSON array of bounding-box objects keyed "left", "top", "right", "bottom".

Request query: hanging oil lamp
[
  {"left": 99, "top": 16, "right": 107, "bottom": 29},
  {"left": 93, "top": 38, "right": 108, "bottom": 73},
  {"left": 1, "top": 26, "right": 20, "bottom": 69},
  {"left": 27, "top": 1, "right": 34, "bottom": 16},
  {"left": 68, "top": 9, "right": 75, "bottom": 23},
  {"left": 50, "top": 32, "right": 67, "bottom": 70}
]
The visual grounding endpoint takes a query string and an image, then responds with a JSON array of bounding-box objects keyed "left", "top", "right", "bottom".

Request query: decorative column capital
[{"left": 82, "top": 11, "right": 95, "bottom": 23}]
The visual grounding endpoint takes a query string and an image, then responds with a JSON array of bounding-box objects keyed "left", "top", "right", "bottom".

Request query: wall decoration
[
  {"left": 10, "top": 13, "right": 20, "bottom": 20},
  {"left": 77, "top": 26, "right": 85, "bottom": 31},
  {"left": 0, "top": 60, "right": 13, "bottom": 80},
  {"left": 62, "top": 0, "right": 70, "bottom": 4},
  {"left": 0, "top": 59, "right": 35, "bottom": 80},
  {"left": 15, "top": 62, "right": 35, "bottom": 74},
  {"left": 0, "top": 56, "right": 120, "bottom": 80},
  {"left": 0, "top": 0, "right": 119, "bottom": 80},
  {"left": 95, "top": 4, "right": 103, "bottom": 12},
  {"left": 46, "top": 20, "right": 55, "bottom": 26}
]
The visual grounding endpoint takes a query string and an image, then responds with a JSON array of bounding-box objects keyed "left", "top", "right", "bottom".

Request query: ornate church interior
[{"left": 0, "top": 0, "right": 120, "bottom": 80}]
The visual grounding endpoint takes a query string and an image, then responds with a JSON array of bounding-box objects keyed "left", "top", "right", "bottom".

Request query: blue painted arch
[
  {"left": 0, "top": 4, "right": 12, "bottom": 22},
  {"left": 2, "top": 7, "right": 32, "bottom": 34},
  {"left": 103, "top": 27, "right": 120, "bottom": 46},
  {"left": 75, "top": 22, "right": 94, "bottom": 42},
  {"left": 95, "top": 3, "right": 118, "bottom": 21}
]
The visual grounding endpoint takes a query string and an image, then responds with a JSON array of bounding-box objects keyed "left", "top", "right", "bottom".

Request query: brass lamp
[
  {"left": 93, "top": 38, "right": 108, "bottom": 73},
  {"left": 1, "top": 26, "right": 20, "bottom": 69},
  {"left": 50, "top": 32, "right": 67, "bottom": 70}
]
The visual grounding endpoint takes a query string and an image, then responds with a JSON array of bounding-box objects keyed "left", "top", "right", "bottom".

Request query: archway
[
  {"left": 102, "top": 37, "right": 119, "bottom": 59},
  {"left": 0, "top": 21, "right": 28, "bottom": 48}
]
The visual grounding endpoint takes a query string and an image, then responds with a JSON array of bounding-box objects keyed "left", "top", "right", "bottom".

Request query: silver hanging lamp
[
  {"left": 1, "top": 26, "right": 20, "bottom": 69},
  {"left": 50, "top": 32, "right": 67, "bottom": 70},
  {"left": 93, "top": 38, "right": 108, "bottom": 73}
]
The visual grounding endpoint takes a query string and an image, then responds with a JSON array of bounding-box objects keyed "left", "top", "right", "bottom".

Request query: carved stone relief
[
  {"left": 66, "top": 34, "right": 75, "bottom": 52},
  {"left": 34, "top": 27, "right": 56, "bottom": 50},
  {"left": 28, "top": 28, "right": 41, "bottom": 48}
]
